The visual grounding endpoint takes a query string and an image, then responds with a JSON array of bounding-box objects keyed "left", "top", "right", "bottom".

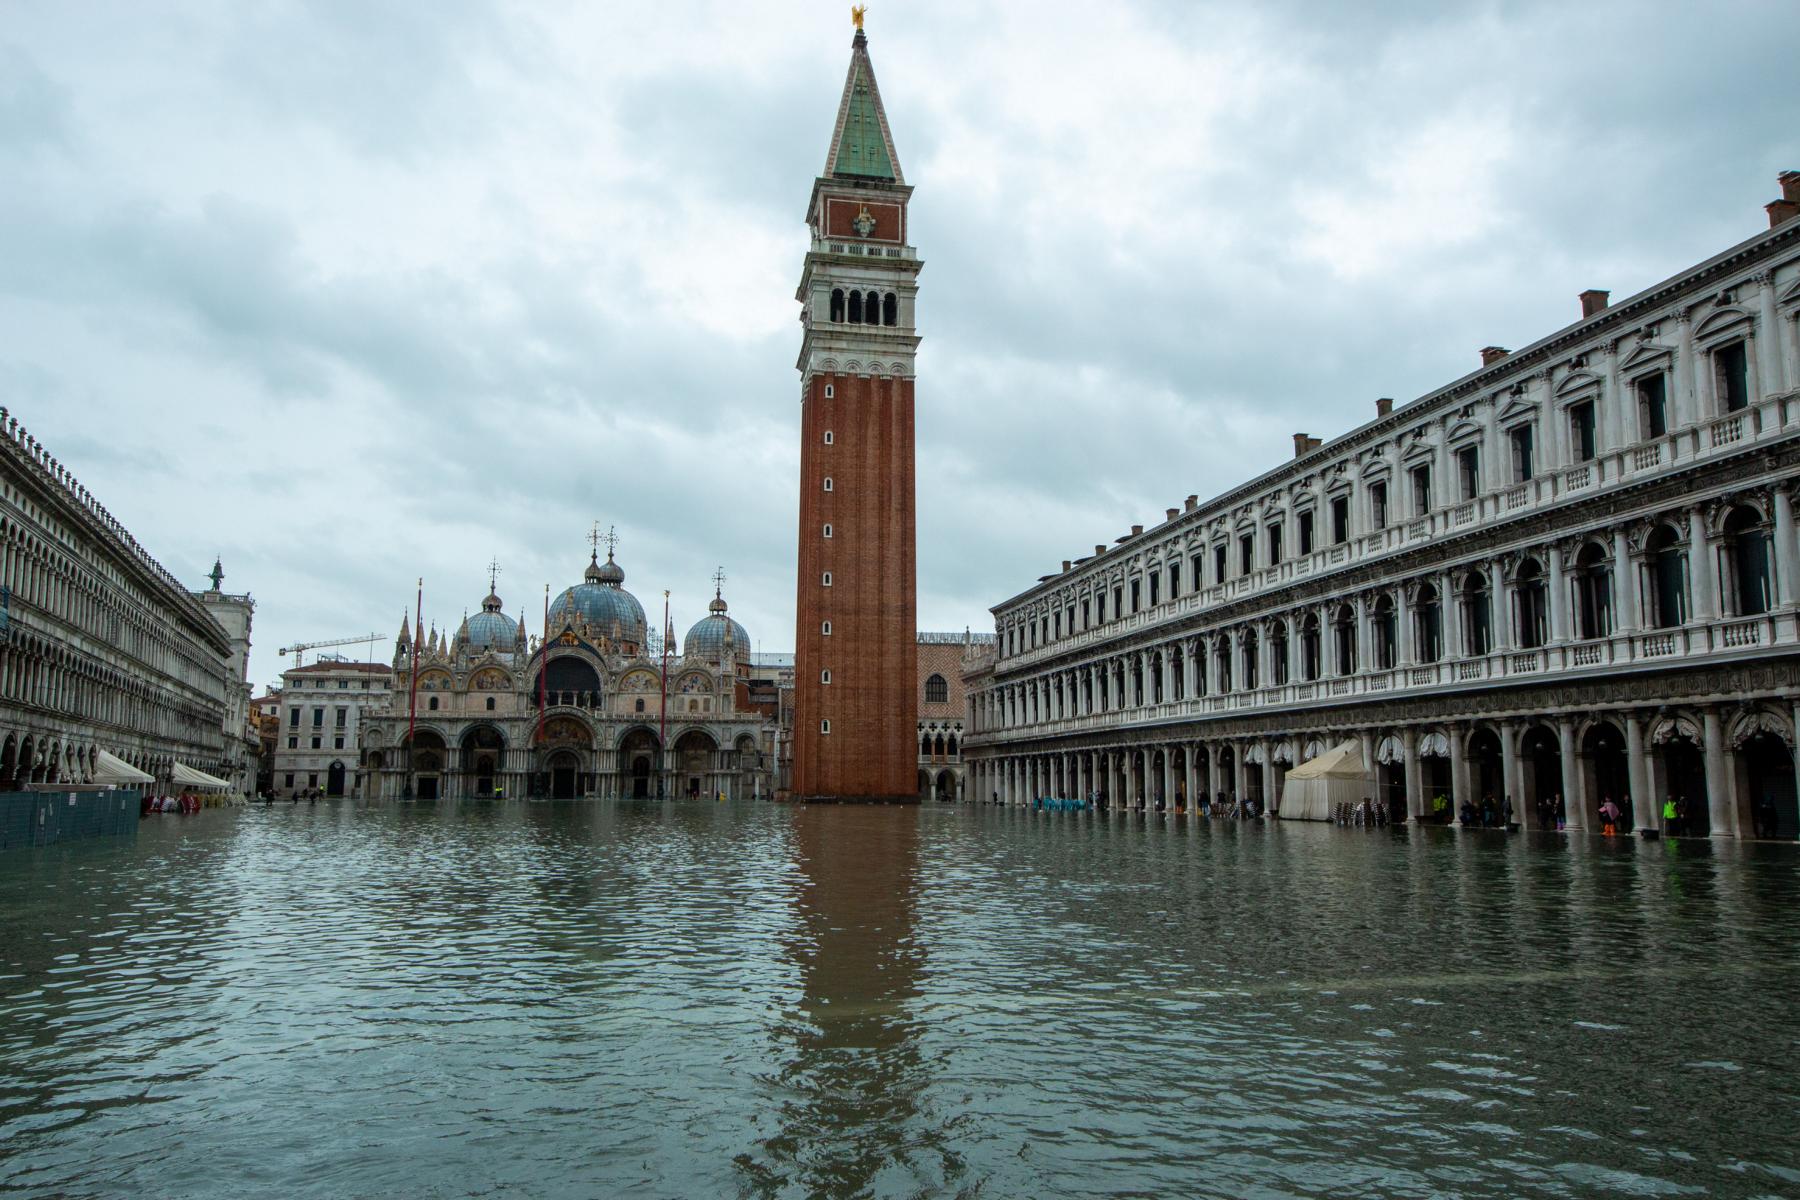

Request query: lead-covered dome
[
  {"left": 550, "top": 552, "right": 648, "bottom": 644},
  {"left": 684, "top": 591, "right": 750, "bottom": 666},
  {"left": 463, "top": 589, "right": 518, "bottom": 653}
]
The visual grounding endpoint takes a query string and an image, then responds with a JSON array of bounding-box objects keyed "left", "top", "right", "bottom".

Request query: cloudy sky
[{"left": 4, "top": 0, "right": 1797, "bottom": 691}]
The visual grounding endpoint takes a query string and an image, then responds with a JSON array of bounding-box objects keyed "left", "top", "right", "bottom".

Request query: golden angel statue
[{"left": 852, "top": 6, "right": 867, "bottom": 31}]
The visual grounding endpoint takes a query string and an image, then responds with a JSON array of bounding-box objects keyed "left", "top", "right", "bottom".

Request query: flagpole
[
  {"left": 406, "top": 577, "right": 421, "bottom": 795},
  {"left": 659, "top": 589, "right": 670, "bottom": 798}
]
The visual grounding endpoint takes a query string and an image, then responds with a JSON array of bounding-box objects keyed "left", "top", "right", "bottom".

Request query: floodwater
[{"left": 2, "top": 802, "right": 1797, "bottom": 1199}]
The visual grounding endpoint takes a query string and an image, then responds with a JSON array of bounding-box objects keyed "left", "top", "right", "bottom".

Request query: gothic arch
[
  {"left": 1728, "top": 706, "right": 1793, "bottom": 749},
  {"left": 1649, "top": 712, "right": 1704, "bottom": 746}
]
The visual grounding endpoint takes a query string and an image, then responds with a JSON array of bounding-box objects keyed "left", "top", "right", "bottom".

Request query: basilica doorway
[
  {"left": 619, "top": 728, "right": 661, "bottom": 798},
  {"left": 546, "top": 751, "right": 581, "bottom": 800},
  {"left": 408, "top": 731, "right": 446, "bottom": 801}
]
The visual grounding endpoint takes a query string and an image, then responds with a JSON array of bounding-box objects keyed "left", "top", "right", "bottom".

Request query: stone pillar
[
  {"left": 1559, "top": 716, "right": 1584, "bottom": 832},
  {"left": 1688, "top": 506, "right": 1716, "bottom": 623},
  {"left": 1600, "top": 338, "right": 1622, "bottom": 453},
  {"left": 1440, "top": 570, "right": 1460, "bottom": 659},
  {"left": 1447, "top": 725, "right": 1467, "bottom": 815},
  {"left": 1625, "top": 713, "right": 1654, "bottom": 834},
  {"left": 1774, "top": 488, "right": 1799, "bottom": 610},
  {"left": 1702, "top": 707, "right": 1733, "bottom": 837},
  {"left": 1612, "top": 528, "right": 1639, "bottom": 632},
  {"left": 1185, "top": 745, "right": 1198, "bottom": 809},
  {"left": 1262, "top": 739, "right": 1277, "bottom": 811},
  {"left": 1403, "top": 728, "right": 1423, "bottom": 820},
  {"left": 1206, "top": 742, "right": 1221, "bottom": 802},
  {"left": 1676, "top": 311, "right": 1697, "bottom": 427},
  {"left": 1492, "top": 559, "right": 1515, "bottom": 652},
  {"left": 1548, "top": 546, "right": 1570, "bottom": 644},
  {"left": 1757, "top": 270, "right": 1785, "bottom": 394},
  {"left": 1500, "top": 720, "right": 1522, "bottom": 827},
  {"left": 1161, "top": 749, "right": 1175, "bottom": 809}
]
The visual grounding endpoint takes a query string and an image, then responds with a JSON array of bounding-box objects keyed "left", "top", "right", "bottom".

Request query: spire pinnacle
[{"left": 824, "top": 18, "right": 901, "bottom": 182}]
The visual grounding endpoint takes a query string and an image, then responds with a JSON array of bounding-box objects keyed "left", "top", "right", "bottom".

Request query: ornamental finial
[{"left": 852, "top": 5, "right": 866, "bottom": 31}]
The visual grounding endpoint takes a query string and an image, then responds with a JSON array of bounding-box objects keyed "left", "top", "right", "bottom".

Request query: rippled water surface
[{"left": 3, "top": 803, "right": 1799, "bottom": 1198}]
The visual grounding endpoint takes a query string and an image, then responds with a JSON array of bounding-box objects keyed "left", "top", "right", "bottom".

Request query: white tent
[
  {"left": 93, "top": 749, "right": 155, "bottom": 786},
  {"left": 171, "top": 762, "right": 231, "bottom": 791},
  {"left": 1277, "top": 740, "right": 1374, "bottom": 821}
]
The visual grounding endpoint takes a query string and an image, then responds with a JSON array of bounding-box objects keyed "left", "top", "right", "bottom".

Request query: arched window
[
  {"left": 485, "top": 696, "right": 496, "bottom": 711},
  {"left": 925, "top": 673, "right": 947, "bottom": 702},
  {"left": 830, "top": 288, "right": 845, "bottom": 322},
  {"left": 1462, "top": 572, "right": 1492, "bottom": 656},
  {"left": 1270, "top": 626, "right": 1289, "bottom": 685},
  {"left": 921, "top": 731, "right": 932, "bottom": 755},
  {"left": 822, "top": 477, "right": 833, "bottom": 492},
  {"left": 1373, "top": 595, "right": 1397, "bottom": 670},
  {"left": 1647, "top": 524, "right": 1688, "bottom": 628},
  {"left": 934, "top": 734, "right": 946, "bottom": 756},
  {"left": 1242, "top": 629, "right": 1260, "bottom": 689},
  {"left": 1332, "top": 604, "right": 1357, "bottom": 675},
  {"left": 1575, "top": 543, "right": 1613, "bottom": 639},
  {"left": 1515, "top": 558, "right": 1548, "bottom": 649},
  {"left": 1301, "top": 615, "right": 1321, "bottom": 681},
  {"left": 821, "top": 669, "right": 832, "bottom": 684},
  {"left": 1723, "top": 505, "right": 1772, "bottom": 616},
  {"left": 847, "top": 291, "right": 863, "bottom": 323},
  {"left": 1415, "top": 584, "right": 1442, "bottom": 662},
  {"left": 820, "top": 719, "right": 831, "bottom": 734},
  {"left": 1214, "top": 641, "right": 1233, "bottom": 693},
  {"left": 946, "top": 734, "right": 958, "bottom": 756},
  {"left": 427, "top": 696, "right": 439, "bottom": 711},
  {"left": 823, "top": 524, "right": 833, "bottom": 538},
  {"left": 823, "top": 430, "right": 834, "bottom": 444},
  {"left": 635, "top": 698, "right": 645, "bottom": 712},
  {"left": 883, "top": 292, "right": 897, "bottom": 326}
]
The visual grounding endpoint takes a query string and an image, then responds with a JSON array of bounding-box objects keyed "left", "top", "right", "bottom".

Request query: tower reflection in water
[{"left": 742, "top": 807, "right": 953, "bottom": 1196}]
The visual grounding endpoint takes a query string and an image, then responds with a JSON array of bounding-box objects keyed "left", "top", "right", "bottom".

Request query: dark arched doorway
[
  {"left": 326, "top": 760, "right": 346, "bottom": 797},
  {"left": 1467, "top": 728, "right": 1503, "bottom": 822},
  {"left": 1583, "top": 722, "right": 1630, "bottom": 832},
  {"left": 1660, "top": 733, "right": 1707, "bottom": 836},
  {"left": 1741, "top": 733, "right": 1797, "bottom": 839},
  {"left": 620, "top": 728, "right": 660, "bottom": 798},
  {"left": 461, "top": 726, "right": 506, "bottom": 797},
  {"left": 546, "top": 750, "right": 580, "bottom": 800},
  {"left": 1522, "top": 724, "right": 1563, "bottom": 829}
]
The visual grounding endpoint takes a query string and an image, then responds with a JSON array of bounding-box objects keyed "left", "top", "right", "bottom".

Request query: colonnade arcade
[
  {"left": 362, "top": 719, "right": 762, "bottom": 801},
  {"left": 969, "top": 686, "right": 1800, "bottom": 840}
]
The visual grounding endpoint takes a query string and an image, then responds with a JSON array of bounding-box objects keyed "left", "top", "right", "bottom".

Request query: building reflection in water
[{"left": 741, "top": 806, "right": 952, "bottom": 1196}]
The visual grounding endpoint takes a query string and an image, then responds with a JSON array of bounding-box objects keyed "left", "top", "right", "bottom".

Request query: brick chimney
[
  {"left": 1579, "top": 289, "right": 1610, "bottom": 318},
  {"left": 1481, "top": 346, "right": 1510, "bottom": 366},
  {"left": 1375, "top": 397, "right": 1393, "bottom": 417},
  {"left": 1165, "top": 508, "right": 1178, "bottom": 522},
  {"left": 1061, "top": 560, "right": 1071, "bottom": 572},
  {"left": 1293, "top": 432, "right": 1313, "bottom": 458},
  {"left": 1130, "top": 524, "right": 1142, "bottom": 536},
  {"left": 1783, "top": 170, "right": 1800, "bottom": 202},
  {"left": 1094, "top": 545, "right": 1106, "bottom": 557},
  {"left": 1184, "top": 494, "right": 1198, "bottom": 512}
]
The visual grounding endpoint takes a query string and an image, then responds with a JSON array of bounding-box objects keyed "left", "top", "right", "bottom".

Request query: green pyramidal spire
[{"left": 825, "top": 28, "right": 902, "bottom": 183}]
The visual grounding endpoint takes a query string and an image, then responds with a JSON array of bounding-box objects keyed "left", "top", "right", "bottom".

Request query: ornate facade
[
  {"left": 966, "top": 174, "right": 1800, "bottom": 840},
  {"left": 360, "top": 544, "right": 774, "bottom": 801},
  {"left": 0, "top": 407, "right": 252, "bottom": 791}
]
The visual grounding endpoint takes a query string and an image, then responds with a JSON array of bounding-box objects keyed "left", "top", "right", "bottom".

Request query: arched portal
[
  {"left": 407, "top": 730, "right": 447, "bottom": 801},
  {"left": 674, "top": 729, "right": 718, "bottom": 798},
  {"left": 619, "top": 728, "right": 660, "bottom": 799},
  {"left": 1521, "top": 724, "right": 1563, "bottom": 828},
  {"left": 534, "top": 656, "right": 604, "bottom": 709},
  {"left": 460, "top": 725, "right": 507, "bottom": 797},
  {"left": 546, "top": 749, "right": 581, "bottom": 800},
  {"left": 1740, "top": 732, "right": 1797, "bottom": 839},
  {"left": 1466, "top": 728, "right": 1503, "bottom": 821},
  {"left": 326, "top": 760, "right": 347, "bottom": 797},
  {"left": 1657, "top": 729, "right": 1707, "bottom": 836},
  {"left": 1582, "top": 722, "right": 1630, "bottom": 833}
]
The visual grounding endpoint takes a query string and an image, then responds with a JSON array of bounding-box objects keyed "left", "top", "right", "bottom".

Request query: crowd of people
[
  {"left": 1010, "top": 790, "right": 1265, "bottom": 820},
  {"left": 140, "top": 791, "right": 205, "bottom": 815}
]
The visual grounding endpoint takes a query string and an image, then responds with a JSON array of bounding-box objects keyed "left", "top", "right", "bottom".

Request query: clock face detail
[{"left": 852, "top": 205, "right": 876, "bottom": 237}]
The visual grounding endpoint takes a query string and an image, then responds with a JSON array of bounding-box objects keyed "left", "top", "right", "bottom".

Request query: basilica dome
[
  {"left": 683, "top": 592, "right": 750, "bottom": 666},
  {"left": 550, "top": 552, "right": 648, "bottom": 644},
  {"left": 463, "top": 590, "right": 518, "bottom": 653}
]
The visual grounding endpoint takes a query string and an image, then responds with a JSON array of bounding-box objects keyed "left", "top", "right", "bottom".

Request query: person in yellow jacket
[{"left": 1662, "top": 795, "right": 1678, "bottom": 836}]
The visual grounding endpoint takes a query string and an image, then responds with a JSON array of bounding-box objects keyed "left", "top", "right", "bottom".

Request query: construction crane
[{"left": 279, "top": 633, "right": 381, "bottom": 668}]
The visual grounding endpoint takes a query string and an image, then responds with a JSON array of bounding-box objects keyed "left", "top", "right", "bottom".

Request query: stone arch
[{"left": 1728, "top": 706, "right": 1793, "bottom": 749}]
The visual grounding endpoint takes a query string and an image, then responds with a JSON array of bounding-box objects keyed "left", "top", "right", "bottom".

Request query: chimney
[
  {"left": 1375, "top": 397, "right": 1393, "bottom": 417},
  {"left": 1293, "top": 432, "right": 1313, "bottom": 458},
  {"left": 1783, "top": 170, "right": 1800, "bottom": 202},
  {"left": 1130, "top": 524, "right": 1143, "bottom": 536},
  {"left": 1061, "top": 560, "right": 1072, "bottom": 572},
  {"left": 1094, "top": 544, "right": 1106, "bottom": 557},
  {"left": 1165, "top": 508, "right": 1178, "bottom": 522},
  {"left": 1579, "top": 289, "right": 1610, "bottom": 319},
  {"left": 1184, "top": 494, "right": 1198, "bottom": 512},
  {"left": 1481, "top": 346, "right": 1510, "bottom": 366}
]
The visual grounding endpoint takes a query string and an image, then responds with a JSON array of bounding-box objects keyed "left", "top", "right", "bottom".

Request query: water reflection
[{"left": 742, "top": 806, "right": 950, "bottom": 1196}]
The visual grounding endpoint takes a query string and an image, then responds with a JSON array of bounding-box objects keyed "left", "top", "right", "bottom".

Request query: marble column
[
  {"left": 1548, "top": 546, "right": 1570, "bottom": 644},
  {"left": 1403, "top": 728, "right": 1424, "bottom": 821},
  {"left": 1774, "top": 488, "right": 1799, "bottom": 610},
  {"left": 1500, "top": 720, "right": 1523, "bottom": 828},
  {"left": 1447, "top": 725, "right": 1467, "bottom": 815},
  {"left": 1612, "top": 528, "right": 1640, "bottom": 632},
  {"left": 1757, "top": 270, "right": 1785, "bottom": 394},
  {"left": 1559, "top": 716, "right": 1585, "bottom": 832},
  {"left": 1688, "top": 506, "right": 1717, "bottom": 623},
  {"left": 1626, "top": 714, "right": 1654, "bottom": 834},
  {"left": 1702, "top": 707, "right": 1733, "bottom": 837},
  {"left": 1676, "top": 311, "right": 1697, "bottom": 427}
]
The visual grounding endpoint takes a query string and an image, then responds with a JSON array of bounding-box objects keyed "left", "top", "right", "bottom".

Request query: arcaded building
[
  {"left": 915, "top": 632, "right": 992, "bottom": 801},
  {"left": 360, "top": 544, "right": 775, "bottom": 801},
  {"left": 790, "top": 22, "right": 921, "bottom": 802},
  {"left": 0, "top": 407, "right": 251, "bottom": 790},
  {"left": 965, "top": 174, "right": 1800, "bottom": 839}
]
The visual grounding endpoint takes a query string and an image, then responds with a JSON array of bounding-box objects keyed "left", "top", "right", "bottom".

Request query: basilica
[{"left": 359, "top": 538, "right": 773, "bottom": 801}]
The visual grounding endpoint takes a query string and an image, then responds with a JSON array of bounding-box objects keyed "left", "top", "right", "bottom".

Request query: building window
[
  {"left": 1463, "top": 572, "right": 1493, "bottom": 655},
  {"left": 311, "top": 737, "right": 321, "bottom": 750},
  {"left": 1238, "top": 534, "right": 1253, "bottom": 575},
  {"left": 1637, "top": 373, "right": 1668, "bottom": 438},
  {"left": 1190, "top": 555, "right": 1204, "bottom": 592},
  {"left": 820, "top": 719, "right": 831, "bottom": 734},
  {"left": 1332, "top": 605, "right": 1357, "bottom": 675},
  {"left": 1266, "top": 522, "right": 1283, "bottom": 564},
  {"left": 1169, "top": 565, "right": 1180, "bottom": 599},
  {"left": 287, "top": 736, "right": 298, "bottom": 750},
  {"left": 1081, "top": 599, "right": 1092, "bottom": 627},
  {"left": 821, "top": 620, "right": 832, "bottom": 635},
  {"left": 334, "top": 737, "right": 345, "bottom": 750},
  {"left": 883, "top": 293, "right": 898, "bottom": 326},
  {"left": 1724, "top": 505, "right": 1772, "bottom": 616},
  {"left": 308, "top": 773, "right": 318, "bottom": 788},
  {"left": 289, "top": 708, "right": 300, "bottom": 727},
  {"left": 427, "top": 696, "right": 438, "bottom": 710},
  {"left": 822, "top": 572, "right": 832, "bottom": 586},
  {"left": 1147, "top": 574, "right": 1159, "bottom": 606},
  {"left": 1574, "top": 542, "right": 1613, "bottom": 639},
  {"left": 635, "top": 698, "right": 645, "bottom": 712},
  {"left": 486, "top": 697, "right": 496, "bottom": 711},
  {"left": 335, "top": 707, "right": 347, "bottom": 728},
  {"left": 824, "top": 384, "right": 835, "bottom": 398},
  {"left": 1716, "top": 340, "right": 1750, "bottom": 412},
  {"left": 1647, "top": 525, "right": 1688, "bottom": 628},
  {"left": 1417, "top": 584, "right": 1443, "bottom": 662},
  {"left": 284, "top": 773, "right": 294, "bottom": 788},
  {"left": 925, "top": 673, "right": 947, "bottom": 702},
  {"left": 822, "top": 477, "right": 833, "bottom": 491},
  {"left": 823, "top": 524, "right": 833, "bottom": 538},
  {"left": 338, "top": 680, "right": 348, "bottom": 689},
  {"left": 1130, "top": 579, "right": 1141, "bottom": 612},
  {"left": 1369, "top": 482, "right": 1388, "bottom": 529},
  {"left": 1330, "top": 496, "right": 1349, "bottom": 544},
  {"left": 823, "top": 430, "right": 834, "bottom": 444},
  {"left": 1569, "top": 401, "right": 1596, "bottom": 462},
  {"left": 1298, "top": 510, "right": 1315, "bottom": 555},
  {"left": 1515, "top": 559, "right": 1548, "bottom": 649},
  {"left": 830, "top": 289, "right": 844, "bottom": 322},
  {"left": 1510, "top": 425, "right": 1535, "bottom": 482},
  {"left": 1412, "top": 464, "right": 1433, "bottom": 515},
  {"left": 1212, "top": 544, "right": 1227, "bottom": 583},
  {"left": 1456, "top": 447, "right": 1479, "bottom": 501},
  {"left": 312, "top": 707, "right": 323, "bottom": 727}
]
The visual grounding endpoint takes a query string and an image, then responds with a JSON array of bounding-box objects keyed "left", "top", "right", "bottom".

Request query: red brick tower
[{"left": 791, "top": 20, "right": 921, "bottom": 803}]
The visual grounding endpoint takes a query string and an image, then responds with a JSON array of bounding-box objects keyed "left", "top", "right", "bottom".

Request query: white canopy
[
  {"left": 171, "top": 762, "right": 231, "bottom": 790},
  {"left": 92, "top": 749, "right": 155, "bottom": 786},
  {"left": 1278, "top": 740, "right": 1374, "bottom": 821}
]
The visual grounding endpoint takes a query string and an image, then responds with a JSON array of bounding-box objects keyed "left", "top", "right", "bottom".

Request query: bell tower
[{"left": 791, "top": 16, "right": 921, "bottom": 803}]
